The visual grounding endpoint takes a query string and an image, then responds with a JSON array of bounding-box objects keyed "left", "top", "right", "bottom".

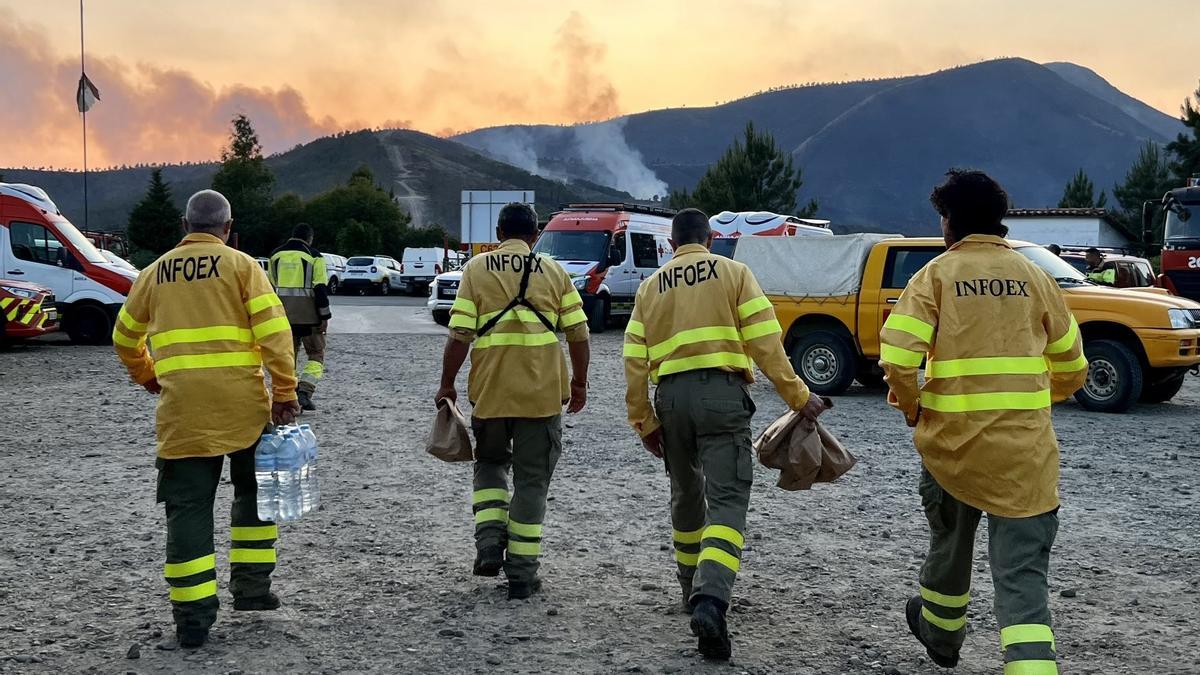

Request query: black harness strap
[{"left": 477, "top": 254, "right": 556, "bottom": 337}]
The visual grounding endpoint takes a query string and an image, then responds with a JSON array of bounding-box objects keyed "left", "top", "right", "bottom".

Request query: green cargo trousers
[
  {"left": 292, "top": 330, "right": 326, "bottom": 396},
  {"left": 470, "top": 416, "right": 563, "bottom": 583},
  {"left": 156, "top": 444, "right": 278, "bottom": 633},
  {"left": 654, "top": 369, "right": 755, "bottom": 607},
  {"left": 916, "top": 469, "right": 1060, "bottom": 673}
]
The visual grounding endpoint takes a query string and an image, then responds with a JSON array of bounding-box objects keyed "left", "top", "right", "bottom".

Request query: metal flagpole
[{"left": 80, "top": 0, "right": 88, "bottom": 229}]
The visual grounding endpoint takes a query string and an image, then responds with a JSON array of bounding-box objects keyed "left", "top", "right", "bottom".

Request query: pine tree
[
  {"left": 1112, "top": 141, "right": 1174, "bottom": 245},
  {"left": 1167, "top": 80, "right": 1200, "bottom": 184},
  {"left": 1058, "top": 169, "right": 1107, "bottom": 208},
  {"left": 212, "top": 114, "right": 277, "bottom": 255},
  {"left": 126, "top": 168, "right": 183, "bottom": 256},
  {"left": 672, "top": 122, "right": 818, "bottom": 216}
]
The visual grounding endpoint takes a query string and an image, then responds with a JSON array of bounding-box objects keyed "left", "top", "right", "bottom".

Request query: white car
[
  {"left": 427, "top": 270, "right": 462, "bottom": 326},
  {"left": 322, "top": 253, "right": 347, "bottom": 294},
  {"left": 341, "top": 255, "right": 404, "bottom": 295}
]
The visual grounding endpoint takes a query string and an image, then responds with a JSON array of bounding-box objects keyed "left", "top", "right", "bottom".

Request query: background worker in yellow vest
[
  {"left": 880, "top": 170, "right": 1088, "bottom": 673},
  {"left": 114, "top": 190, "right": 302, "bottom": 650},
  {"left": 1083, "top": 247, "right": 1116, "bottom": 285},
  {"left": 436, "top": 203, "right": 591, "bottom": 600},
  {"left": 269, "top": 223, "right": 332, "bottom": 411},
  {"left": 624, "top": 208, "right": 827, "bottom": 661}
]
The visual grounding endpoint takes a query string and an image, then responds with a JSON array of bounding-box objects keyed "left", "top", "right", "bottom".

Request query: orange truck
[{"left": 734, "top": 234, "right": 1200, "bottom": 413}]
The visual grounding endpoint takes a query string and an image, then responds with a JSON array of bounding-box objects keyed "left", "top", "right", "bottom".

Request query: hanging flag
[{"left": 76, "top": 73, "right": 100, "bottom": 113}]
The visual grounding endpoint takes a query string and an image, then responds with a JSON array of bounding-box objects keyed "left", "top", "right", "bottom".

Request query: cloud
[{"left": 0, "top": 8, "right": 340, "bottom": 169}]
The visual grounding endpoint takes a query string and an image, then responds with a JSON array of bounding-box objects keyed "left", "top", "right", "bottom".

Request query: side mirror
[{"left": 607, "top": 247, "right": 623, "bottom": 268}]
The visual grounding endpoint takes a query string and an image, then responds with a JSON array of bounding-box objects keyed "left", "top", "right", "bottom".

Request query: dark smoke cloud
[{"left": 0, "top": 8, "right": 340, "bottom": 169}]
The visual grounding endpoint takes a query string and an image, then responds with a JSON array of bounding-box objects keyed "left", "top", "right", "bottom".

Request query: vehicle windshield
[
  {"left": 1165, "top": 204, "right": 1200, "bottom": 242},
  {"left": 711, "top": 238, "right": 738, "bottom": 259},
  {"left": 533, "top": 230, "right": 611, "bottom": 262},
  {"left": 50, "top": 216, "right": 108, "bottom": 264},
  {"left": 347, "top": 257, "right": 375, "bottom": 267},
  {"left": 1016, "top": 245, "right": 1090, "bottom": 284}
]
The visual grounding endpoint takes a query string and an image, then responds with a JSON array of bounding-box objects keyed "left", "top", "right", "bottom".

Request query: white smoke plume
[{"left": 571, "top": 120, "right": 667, "bottom": 199}]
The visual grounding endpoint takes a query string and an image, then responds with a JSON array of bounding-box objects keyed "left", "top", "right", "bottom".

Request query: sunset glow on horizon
[{"left": 2, "top": 0, "right": 1197, "bottom": 170}]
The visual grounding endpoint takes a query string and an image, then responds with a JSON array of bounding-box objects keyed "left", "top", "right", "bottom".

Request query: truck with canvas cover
[{"left": 735, "top": 234, "right": 1200, "bottom": 412}]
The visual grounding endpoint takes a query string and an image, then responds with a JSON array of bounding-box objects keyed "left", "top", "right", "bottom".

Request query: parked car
[
  {"left": 341, "top": 255, "right": 404, "bottom": 295},
  {"left": 1059, "top": 250, "right": 1156, "bottom": 289},
  {"left": 427, "top": 270, "right": 460, "bottom": 326},
  {"left": 255, "top": 257, "right": 270, "bottom": 272},
  {"left": 401, "top": 247, "right": 463, "bottom": 295},
  {"left": 1, "top": 278, "right": 58, "bottom": 342},
  {"left": 322, "top": 253, "right": 347, "bottom": 295}
]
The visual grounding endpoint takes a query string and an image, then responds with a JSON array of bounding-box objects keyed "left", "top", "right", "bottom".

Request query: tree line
[
  {"left": 1057, "top": 81, "right": 1200, "bottom": 249},
  {"left": 125, "top": 115, "right": 454, "bottom": 268}
]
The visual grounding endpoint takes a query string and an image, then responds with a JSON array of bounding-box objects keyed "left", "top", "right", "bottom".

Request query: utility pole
[{"left": 80, "top": 0, "right": 89, "bottom": 229}]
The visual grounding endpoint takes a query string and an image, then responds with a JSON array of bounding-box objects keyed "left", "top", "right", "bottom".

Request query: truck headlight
[
  {"left": 0, "top": 286, "right": 38, "bottom": 299},
  {"left": 1168, "top": 308, "right": 1195, "bottom": 329},
  {"left": 573, "top": 276, "right": 588, "bottom": 290}
]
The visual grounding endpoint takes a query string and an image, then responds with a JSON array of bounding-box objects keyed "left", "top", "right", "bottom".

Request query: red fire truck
[{"left": 1152, "top": 176, "right": 1200, "bottom": 302}]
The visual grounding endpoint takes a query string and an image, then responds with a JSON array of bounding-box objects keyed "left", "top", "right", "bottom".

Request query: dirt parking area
[{"left": 1, "top": 332, "right": 1197, "bottom": 674}]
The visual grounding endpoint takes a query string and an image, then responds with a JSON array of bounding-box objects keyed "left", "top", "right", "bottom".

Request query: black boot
[
  {"left": 690, "top": 596, "right": 732, "bottom": 660},
  {"left": 234, "top": 592, "right": 281, "bottom": 611},
  {"left": 905, "top": 595, "right": 960, "bottom": 668},
  {"left": 473, "top": 545, "right": 504, "bottom": 577},
  {"left": 679, "top": 576, "right": 694, "bottom": 614},
  {"left": 507, "top": 577, "right": 543, "bottom": 600},
  {"left": 297, "top": 391, "right": 316, "bottom": 411},
  {"left": 175, "top": 626, "right": 209, "bottom": 649}
]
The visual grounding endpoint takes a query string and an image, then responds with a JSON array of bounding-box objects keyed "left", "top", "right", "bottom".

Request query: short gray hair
[{"left": 185, "top": 190, "right": 232, "bottom": 229}]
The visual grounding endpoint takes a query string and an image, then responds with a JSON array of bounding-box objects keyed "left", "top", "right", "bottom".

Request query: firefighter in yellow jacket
[
  {"left": 436, "top": 203, "right": 591, "bottom": 600},
  {"left": 624, "top": 208, "right": 826, "bottom": 660},
  {"left": 880, "top": 171, "right": 1088, "bottom": 673},
  {"left": 114, "top": 190, "right": 301, "bottom": 650}
]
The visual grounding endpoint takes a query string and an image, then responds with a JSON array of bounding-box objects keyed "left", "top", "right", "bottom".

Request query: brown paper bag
[
  {"left": 753, "top": 400, "right": 855, "bottom": 490},
  {"left": 426, "top": 398, "right": 473, "bottom": 462}
]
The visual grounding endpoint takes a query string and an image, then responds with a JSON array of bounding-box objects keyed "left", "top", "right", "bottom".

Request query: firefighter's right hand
[
  {"left": 641, "top": 428, "right": 664, "bottom": 459},
  {"left": 142, "top": 377, "right": 162, "bottom": 394},
  {"left": 272, "top": 399, "right": 301, "bottom": 425},
  {"left": 434, "top": 385, "right": 457, "bottom": 406},
  {"left": 799, "top": 394, "right": 828, "bottom": 423}
]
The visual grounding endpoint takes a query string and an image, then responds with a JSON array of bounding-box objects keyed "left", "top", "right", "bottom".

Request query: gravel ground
[{"left": 1, "top": 333, "right": 1197, "bottom": 674}]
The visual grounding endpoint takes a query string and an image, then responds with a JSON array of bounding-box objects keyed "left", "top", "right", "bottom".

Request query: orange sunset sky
[{"left": 1, "top": 0, "right": 1197, "bottom": 170}]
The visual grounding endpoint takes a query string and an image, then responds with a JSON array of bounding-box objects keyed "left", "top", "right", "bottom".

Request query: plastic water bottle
[
  {"left": 299, "top": 424, "right": 320, "bottom": 514},
  {"left": 276, "top": 430, "right": 303, "bottom": 521},
  {"left": 254, "top": 431, "right": 280, "bottom": 522}
]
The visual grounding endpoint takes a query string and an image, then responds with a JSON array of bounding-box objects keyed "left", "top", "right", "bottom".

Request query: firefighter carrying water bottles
[
  {"left": 435, "top": 203, "right": 591, "bottom": 600},
  {"left": 114, "top": 190, "right": 301, "bottom": 650},
  {"left": 623, "top": 208, "right": 827, "bottom": 661},
  {"left": 880, "top": 170, "right": 1088, "bottom": 673}
]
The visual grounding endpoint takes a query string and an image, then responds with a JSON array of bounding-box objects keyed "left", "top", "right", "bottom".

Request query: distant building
[{"left": 1003, "top": 208, "right": 1132, "bottom": 249}]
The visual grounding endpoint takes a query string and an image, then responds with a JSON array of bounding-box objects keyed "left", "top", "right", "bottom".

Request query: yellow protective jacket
[
  {"left": 268, "top": 238, "right": 331, "bottom": 327},
  {"left": 113, "top": 233, "right": 298, "bottom": 459},
  {"left": 879, "top": 235, "right": 1088, "bottom": 517},
  {"left": 623, "top": 243, "right": 811, "bottom": 437},
  {"left": 448, "top": 239, "right": 589, "bottom": 419}
]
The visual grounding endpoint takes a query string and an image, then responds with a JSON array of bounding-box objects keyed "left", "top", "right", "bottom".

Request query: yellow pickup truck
[{"left": 754, "top": 236, "right": 1200, "bottom": 413}]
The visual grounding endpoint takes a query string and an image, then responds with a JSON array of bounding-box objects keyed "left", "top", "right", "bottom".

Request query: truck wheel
[
  {"left": 1139, "top": 367, "right": 1187, "bottom": 403},
  {"left": 790, "top": 330, "right": 857, "bottom": 395},
  {"left": 588, "top": 297, "right": 608, "bottom": 334},
  {"left": 1074, "top": 339, "right": 1143, "bottom": 413},
  {"left": 64, "top": 304, "right": 113, "bottom": 345},
  {"left": 432, "top": 310, "right": 450, "bottom": 327}
]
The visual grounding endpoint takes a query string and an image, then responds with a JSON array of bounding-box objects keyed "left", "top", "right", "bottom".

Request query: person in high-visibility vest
[
  {"left": 880, "top": 170, "right": 1088, "bottom": 673},
  {"left": 114, "top": 190, "right": 301, "bottom": 650},
  {"left": 269, "top": 223, "right": 332, "bottom": 411},
  {"left": 623, "top": 208, "right": 827, "bottom": 661},
  {"left": 1084, "top": 248, "right": 1116, "bottom": 285},
  {"left": 437, "top": 203, "right": 591, "bottom": 600}
]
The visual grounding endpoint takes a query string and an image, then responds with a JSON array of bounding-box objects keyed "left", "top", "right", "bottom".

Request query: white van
[
  {"left": 400, "top": 247, "right": 463, "bottom": 295},
  {"left": 0, "top": 183, "right": 137, "bottom": 343}
]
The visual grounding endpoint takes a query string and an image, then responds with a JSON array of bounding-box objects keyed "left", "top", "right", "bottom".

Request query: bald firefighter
[
  {"left": 436, "top": 203, "right": 590, "bottom": 600},
  {"left": 114, "top": 190, "right": 301, "bottom": 649},
  {"left": 624, "top": 208, "right": 826, "bottom": 660},
  {"left": 269, "top": 223, "right": 332, "bottom": 411},
  {"left": 880, "top": 170, "right": 1088, "bottom": 673}
]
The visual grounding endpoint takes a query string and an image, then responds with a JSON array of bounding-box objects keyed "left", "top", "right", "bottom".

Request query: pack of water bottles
[{"left": 255, "top": 424, "right": 321, "bottom": 522}]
